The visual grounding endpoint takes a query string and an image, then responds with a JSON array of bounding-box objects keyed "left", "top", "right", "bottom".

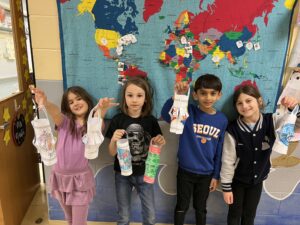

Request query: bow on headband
[{"left": 234, "top": 80, "right": 258, "bottom": 91}]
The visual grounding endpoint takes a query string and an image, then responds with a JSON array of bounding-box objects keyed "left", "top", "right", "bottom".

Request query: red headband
[{"left": 234, "top": 80, "right": 258, "bottom": 91}]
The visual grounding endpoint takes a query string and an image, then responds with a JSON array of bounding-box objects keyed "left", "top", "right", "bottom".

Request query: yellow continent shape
[
  {"left": 284, "top": 0, "right": 296, "bottom": 10},
  {"left": 176, "top": 48, "right": 185, "bottom": 57},
  {"left": 160, "top": 52, "right": 166, "bottom": 60},
  {"left": 183, "top": 11, "right": 190, "bottom": 25},
  {"left": 95, "top": 29, "right": 121, "bottom": 49},
  {"left": 77, "top": 0, "right": 96, "bottom": 19},
  {"left": 212, "top": 46, "right": 225, "bottom": 65}
]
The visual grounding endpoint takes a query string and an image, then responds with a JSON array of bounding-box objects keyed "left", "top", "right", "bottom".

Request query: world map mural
[
  {"left": 53, "top": 0, "right": 300, "bottom": 224},
  {"left": 58, "top": 0, "right": 296, "bottom": 119}
]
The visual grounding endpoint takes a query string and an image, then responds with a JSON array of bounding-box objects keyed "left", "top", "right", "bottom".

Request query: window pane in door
[{"left": 0, "top": 0, "right": 20, "bottom": 100}]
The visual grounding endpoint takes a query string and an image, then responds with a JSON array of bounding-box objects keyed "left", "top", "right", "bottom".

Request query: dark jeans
[
  {"left": 227, "top": 181, "right": 263, "bottom": 225},
  {"left": 174, "top": 168, "right": 212, "bottom": 225}
]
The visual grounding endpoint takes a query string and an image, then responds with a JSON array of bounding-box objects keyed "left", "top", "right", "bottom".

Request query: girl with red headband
[{"left": 220, "top": 80, "right": 298, "bottom": 225}]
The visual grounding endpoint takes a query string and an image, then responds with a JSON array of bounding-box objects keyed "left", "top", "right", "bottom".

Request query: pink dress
[{"left": 49, "top": 116, "right": 95, "bottom": 206}]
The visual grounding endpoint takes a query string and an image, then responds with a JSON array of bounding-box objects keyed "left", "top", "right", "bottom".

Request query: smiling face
[
  {"left": 125, "top": 84, "right": 146, "bottom": 117},
  {"left": 193, "top": 88, "right": 221, "bottom": 113},
  {"left": 235, "top": 93, "right": 262, "bottom": 123},
  {"left": 67, "top": 92, "right": 89, "bottom": 120}
]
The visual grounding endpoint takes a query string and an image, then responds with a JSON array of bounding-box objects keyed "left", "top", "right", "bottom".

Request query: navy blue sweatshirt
[{"left": 161, "top": 98, "right": 228, "bottom": 179}]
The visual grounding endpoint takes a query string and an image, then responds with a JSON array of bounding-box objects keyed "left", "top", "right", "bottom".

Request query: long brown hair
[
  {"left": 120, "top": 76, "right": 153, "bottom": 117},
  {"left": 233, "top": 85, "right": 264, "bottom": 111},
  {"left": 61, "top": 86, "right": 94, "bottom": 136}
]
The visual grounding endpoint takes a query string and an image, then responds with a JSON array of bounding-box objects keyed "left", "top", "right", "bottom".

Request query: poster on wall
[
  {"left": 12, "top": 113, "right": 26, "bottom": 146},
  {"left": 57, "top": 0, "right": 296, "bottom": 119}
]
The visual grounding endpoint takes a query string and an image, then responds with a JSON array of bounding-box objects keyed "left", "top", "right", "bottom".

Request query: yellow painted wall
[
  {"left": 28, "top": 0, "right": 62, "bottom": 81},
  {"left": 283, "top": 1, "right": 299, "bottom": 86}
]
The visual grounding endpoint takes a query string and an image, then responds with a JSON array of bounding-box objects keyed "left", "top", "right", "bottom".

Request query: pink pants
[{"left": 58, "top": 200, "right": 89, "bottom": 225}]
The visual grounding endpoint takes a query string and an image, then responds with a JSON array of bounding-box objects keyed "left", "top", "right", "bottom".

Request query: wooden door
[
  {"left": 0, "top": 0, "right": 40, "bottom": 225},
  {"left": 0, "top": 200, "right": 4, "bottom": 225}
]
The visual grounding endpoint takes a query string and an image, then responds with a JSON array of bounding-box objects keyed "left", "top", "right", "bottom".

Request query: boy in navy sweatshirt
[{"left": 161, "top": 74, "right": 228, "bottom": 225}]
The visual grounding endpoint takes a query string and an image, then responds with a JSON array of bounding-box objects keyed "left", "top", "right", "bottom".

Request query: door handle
[{"left": 0, "top": 122, "right": 9, "bottom": 130}]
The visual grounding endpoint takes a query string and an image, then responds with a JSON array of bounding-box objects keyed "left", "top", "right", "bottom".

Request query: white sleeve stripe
[
  {"left": 220, "top": 132, "right": 237, "bottom": 184},
  {"left": 222, "top": 187, "right": 232, "bottom": 190}
]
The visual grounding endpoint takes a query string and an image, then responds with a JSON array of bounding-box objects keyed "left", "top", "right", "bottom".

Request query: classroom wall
[{"left": 28, "top": 0, "right": 300, "bottom": 224}]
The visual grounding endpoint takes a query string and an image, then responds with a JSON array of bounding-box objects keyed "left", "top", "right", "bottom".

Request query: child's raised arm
[
  {"left": 29, "top": 86, "right": 63, "bottom": 127},
  {"left": 97, "top": 97, "right": 119, "bottom": 118},
  {"left": 96, "top": 97, "right": 119, "bottom": 131},
  {"left": 174, "top": 81, "right": 189, "bottom": 98}
]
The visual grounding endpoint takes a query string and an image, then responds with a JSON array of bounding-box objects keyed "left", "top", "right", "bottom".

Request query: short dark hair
[
  {"left": 61, "top": 86, "right": 94, "bottom": 136},
  {"left": 194, "top": 74, "right": 222, "bottom": 92},
  {"left": 120, "top": 76, "right": 153, "bottom": 117}
]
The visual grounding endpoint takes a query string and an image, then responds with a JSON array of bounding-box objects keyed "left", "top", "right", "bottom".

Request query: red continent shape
[
  {"left": 189, "top": 0, "right": 278, "bottom": 39},
  {"left": 143, "top": 0, "right": 164, "bottom": 22},
  {"left": 124, "top": 66, "right": 148, "bottom": 78}
]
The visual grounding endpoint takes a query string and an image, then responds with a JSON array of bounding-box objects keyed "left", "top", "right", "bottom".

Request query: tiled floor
[
  {"left": 20, "top": 184, "right": 171, "bottom": 225},
  {"left": 21, "top": 184, "right": 50, "bottom": 225}
]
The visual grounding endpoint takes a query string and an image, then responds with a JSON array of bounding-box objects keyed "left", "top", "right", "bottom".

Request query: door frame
[{"left": 0, "top": 0, "right": 40, "bottom": 225}]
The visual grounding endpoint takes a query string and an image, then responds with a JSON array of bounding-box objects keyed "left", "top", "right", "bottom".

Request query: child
[
  {"left": 161, "top": 74, "right": 228, "bottom": 225},
  {"left": 30, "top": 86, "right": 117, "bottom": 225},
  {"left": 105, "top": 76, "right": 166, "bottom": 225},
  {"left": 220, "top": 82, "right": 298, "bottom": 225}
]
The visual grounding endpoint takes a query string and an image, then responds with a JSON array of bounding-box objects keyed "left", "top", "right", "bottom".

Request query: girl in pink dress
[{"left": 31, "top": 86, "right": 117, "bottom": 225}]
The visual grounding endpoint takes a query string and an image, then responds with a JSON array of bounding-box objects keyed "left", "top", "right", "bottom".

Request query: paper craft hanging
[
  {"left": 277, "top": 70, "right": 300, "bottom": 104},
  {"left": 31, "top": 106, "right": 57, "bottom": 166},
  {"left": 82, "top": 105, "right": 104, "bottom": 159},
  {"left": 169, "top": 88, "right": 190, "bottom": 134},
  {"left": 273, "top": 105, "right": 299, "bottom": 154}
]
